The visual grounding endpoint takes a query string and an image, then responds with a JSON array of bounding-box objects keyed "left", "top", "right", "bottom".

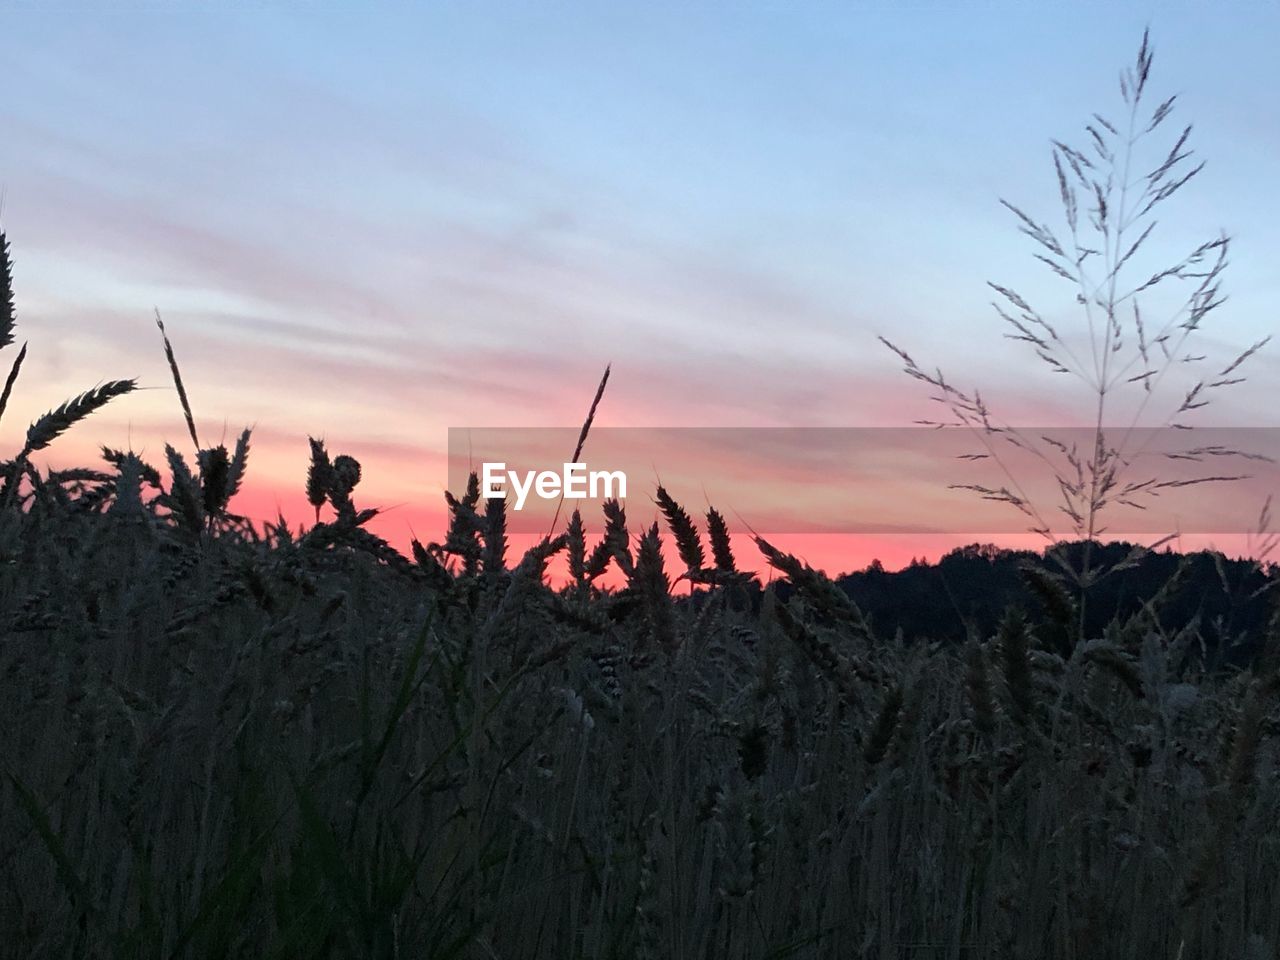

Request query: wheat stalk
[
  {"left": 548, "top": 363, "right": 610, "bottom": 536},
  {"left": 0, "top": 230, "right": 15, "bottom": 350},
  {"left": 656, "top": 485, "right": 704, "bottom": 581},
  {"left": 154, "top": 311, "right": 200, "bottom": 451},
  {"left": 705, "top": 506, "right": 737, "bottom": 574},
  {"left": 0, "top": 341, "right": 26, "bottom": 429},
  {"left": 21, "top": 380, "right": 137, "bottom": 459},
  {"left": 306, "top": 437, "right": 333, "bottom": 522}
]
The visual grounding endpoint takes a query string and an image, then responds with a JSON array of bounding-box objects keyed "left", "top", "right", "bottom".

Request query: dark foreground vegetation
[{"left": 4, "top": 428, "right": 1280, "bottom": 959}]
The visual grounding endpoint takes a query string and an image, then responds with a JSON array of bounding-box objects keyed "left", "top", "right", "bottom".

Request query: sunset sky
[{"left": 3, "top": 2, "right": 1279, "bottom": 572}]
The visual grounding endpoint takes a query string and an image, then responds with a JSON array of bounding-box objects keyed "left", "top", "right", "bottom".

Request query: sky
[{"left": 3, "top": 1, "right": 1279, "bottom": 572}]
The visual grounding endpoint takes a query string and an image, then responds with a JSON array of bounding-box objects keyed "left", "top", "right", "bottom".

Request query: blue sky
[{"left": 2, "top": 1, "right": 1279, "bottom": 554}]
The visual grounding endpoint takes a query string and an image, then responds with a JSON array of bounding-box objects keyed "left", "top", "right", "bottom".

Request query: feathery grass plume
[
  {"left": 154, "top": 311, "right": 199, "bottom": 451},
  {"left": 482, "top": 494, "right": 508, "bottom": 575},
  {"left": 965, "top": 636, "right": 997, "bottom": 737},
  {"left": 566, "top": 508, "right": 587, "bottom": 586},
  {"left": 706, "top": 506, "right": 736, "bottom": 574},
  {"left": 20, "top": 380, "right": 137, "bottom": 459},
  {"left": 306, "top": 437, "right": 333, "bottom": 522},
  {"left": 881, "top": 32, "right": 1269, "bottom": 617},
  {"left": 998, "top": 610, "right": 1034, "bottom": 726},
  {"left": 655, "top": 485, "right": 704, "bottom": 579},
  {"left": 0, "top": 342, "right": 25, "bottom": 428},
  {"left": 1246, "top": 494, "right": 1280, "bottom": 569},
  {"left": 863, "top": 683, "right": 903, "bottom": 766}
]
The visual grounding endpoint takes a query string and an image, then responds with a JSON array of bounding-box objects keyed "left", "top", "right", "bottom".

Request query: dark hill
[{"left": 836, "top": 541, "right": 1277, "bottom": 665}]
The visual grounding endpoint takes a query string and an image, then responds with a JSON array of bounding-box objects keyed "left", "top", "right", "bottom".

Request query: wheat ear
[
  {"left": 154, "top": 310, "right": 199, "bottom": 450},
  {"left": 656, "top": 485, "right": 704, "bottom": 579},
  {"left": 0, "top": 341, "right": 25, "bottom": 428},
  {"left": 0, "top": 230, "right": 15, "bottom": 350},
  {"left": 548, "top": 363, "right": 611, "bottom": 536},
  {"left": 21, "top": 380, "right": 138, "bottom": 458}
]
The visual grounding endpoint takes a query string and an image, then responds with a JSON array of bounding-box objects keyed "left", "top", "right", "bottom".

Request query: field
[{"left": 3, "top": 446, "right": 1280, "bottom": 959}]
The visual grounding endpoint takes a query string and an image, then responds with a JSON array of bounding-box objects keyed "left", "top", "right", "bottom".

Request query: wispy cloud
[{"left": 4, "top": 3, "right": 1278, "bottom": 568}]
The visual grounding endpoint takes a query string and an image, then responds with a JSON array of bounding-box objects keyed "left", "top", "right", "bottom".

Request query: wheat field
[{"left": 2, "top": 419, "right": 1279, "bottom": 958}]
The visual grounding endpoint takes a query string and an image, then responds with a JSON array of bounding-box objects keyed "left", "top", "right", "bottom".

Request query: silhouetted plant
[
  {"left": 0, "top": 230, "right": 137, "bottom": 507},
  {"left": 882, "top": 32, "right": 1271, "bottom": 622}
]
